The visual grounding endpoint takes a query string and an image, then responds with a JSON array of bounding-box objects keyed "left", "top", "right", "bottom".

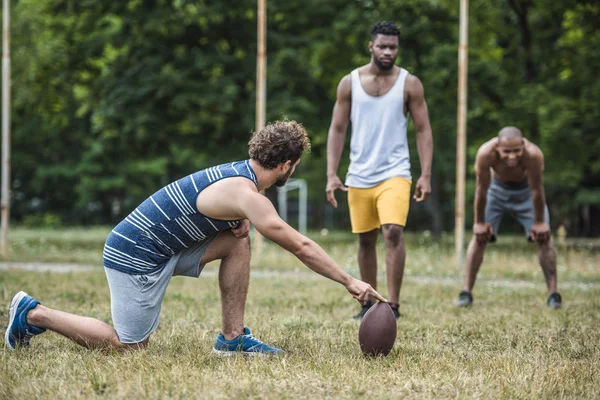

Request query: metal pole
[
  {"left": 254, "top": 0, "right": 266, "bottom": 258},
  {"left": 277, "top": 179, "right": 307, "bottom": 235},
  {"left": 1, "top": 0, "right": 11, "bottom": 257},
  {"left": 298, "top": 180, "right": 307, "bottom": 235},
  {"left": 277, "top": 186, "right": 287, "bottom": 222},
  {"left": 455, "top": 0, "right": 469, "bottom": 269},
  {"left": 256, "top": 0, "right": 266, "bottom": 133}
]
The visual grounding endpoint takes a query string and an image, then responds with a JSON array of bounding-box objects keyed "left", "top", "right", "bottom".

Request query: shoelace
[
  {"left": 245, "top": 333, "right": 265, "bottom": 345},
  {"left": 243, "top": 333, "right": 269, "bottom": 351}
]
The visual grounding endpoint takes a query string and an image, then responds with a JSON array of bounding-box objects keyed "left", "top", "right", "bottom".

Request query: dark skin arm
[
  {"left": 473, "top": 149, "right": 494, "bottom": 243},
  {"left": 326, "top": 75, "right": 351, "bottom": 208},
  {"left": 406, "top": 75, "right": 433, "bottom": 202},
  {"left": 527, "top": 150, "right": 550, "bottom": 244}
]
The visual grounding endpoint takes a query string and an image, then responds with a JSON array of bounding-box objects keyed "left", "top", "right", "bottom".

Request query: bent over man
[{"left": 457, "top": 126, "right": 562, "bottom": 309}]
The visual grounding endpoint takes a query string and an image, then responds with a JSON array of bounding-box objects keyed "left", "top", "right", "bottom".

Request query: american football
[{"left": 358, "top": 302, "right": 397, "bottom": 357}]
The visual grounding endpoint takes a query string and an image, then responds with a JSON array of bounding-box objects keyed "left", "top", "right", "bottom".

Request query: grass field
[{"left": 0, "top": 227, "right": 599, "bottom": 398}]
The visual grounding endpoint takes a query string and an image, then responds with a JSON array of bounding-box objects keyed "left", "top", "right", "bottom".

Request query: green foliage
[
  {"left": 21, "top": 213, "right": 63, "bottom": 229},
  {"left": 2, "top": 0, "right": 599, "bottom": 234}
]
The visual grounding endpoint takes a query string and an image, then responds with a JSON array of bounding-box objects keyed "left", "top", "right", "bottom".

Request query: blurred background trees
[{"left": 2, "top": 0, "right": 599, "bottom": 235}]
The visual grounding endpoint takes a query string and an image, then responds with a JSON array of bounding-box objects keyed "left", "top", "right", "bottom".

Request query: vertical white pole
[
  {"left": 456, "top": 0, "right": 469, "bottom": 269},
  {"left": 278, "top": 187, "right": 287, "bottom": 222},
  {"left": 256, "top": 0, "right": 266, "bottom": 133},
  {"left": 254, "top": 0, "right": 266, "bottom": 258},
  {"left": 299, "top": 180, "right": 307, "bottom": 235},
  {"left": 1, "top": 0, "right": 11, "bottom": 257}
]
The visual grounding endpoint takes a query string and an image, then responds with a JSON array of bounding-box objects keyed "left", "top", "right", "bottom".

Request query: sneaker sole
[{"left": 5, "top": 291, "right": 28, "bottom": 350}]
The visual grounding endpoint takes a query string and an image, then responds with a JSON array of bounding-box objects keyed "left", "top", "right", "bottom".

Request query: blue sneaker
[
  {"left": 5, "top": 291, "right": 46, "bottom": 350},
  {"left": 213, "top": 327, "right": 284, "bottom": 356}
]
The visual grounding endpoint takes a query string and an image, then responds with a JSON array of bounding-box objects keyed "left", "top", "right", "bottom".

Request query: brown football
[{"left": 358, "top": 302, "right": 397, "bottom": 357}]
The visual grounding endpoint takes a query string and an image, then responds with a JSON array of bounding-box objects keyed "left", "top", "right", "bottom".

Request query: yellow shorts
[{"left": 348, "top": 177, "right": 412, "bottom": 233}]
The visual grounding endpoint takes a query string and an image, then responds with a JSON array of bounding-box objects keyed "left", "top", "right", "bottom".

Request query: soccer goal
[{"left": 276, "top": 178, "right": 307, "bottom": 235}]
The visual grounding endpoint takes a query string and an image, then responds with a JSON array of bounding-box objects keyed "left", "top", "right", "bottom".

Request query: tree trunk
[
  {"left": 428, "top": 172, "right": 443, "bottom": 237},
  {"left": 581, "top": 203, "right": 591, "bottom": 236},
  {"left": 507, "top": 0, "right": 540, "bottom": 140}
]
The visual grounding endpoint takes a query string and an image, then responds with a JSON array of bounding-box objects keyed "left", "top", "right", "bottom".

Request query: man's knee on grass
[
  {"left": 72, "top": 335, "right": 148, "bottom": 351},
  {"left": 115, "top": 337, "right": 149, "bottom": 351}
]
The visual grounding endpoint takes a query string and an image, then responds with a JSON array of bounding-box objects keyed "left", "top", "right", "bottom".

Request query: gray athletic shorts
[
  {"left": 104, "top": 234, "right": 219, "bottom": 344},
  {"left": 486, "top": 179, "right": 549, "bottom": 242}
]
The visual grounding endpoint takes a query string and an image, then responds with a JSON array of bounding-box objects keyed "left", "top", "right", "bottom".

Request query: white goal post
[{"left": 276, "top": 178, "right": 307, "bottom": 235}]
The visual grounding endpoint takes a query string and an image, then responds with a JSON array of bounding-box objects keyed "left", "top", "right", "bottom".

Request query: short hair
[
  {"left": 497, "top": 126, "right": 523, "bottom": 142},
  {"left": 248, "top": 120, "right": 311, "bottom": 170},
  {"left": 370, "top": 21, "right": 401, "bottom": 40}
]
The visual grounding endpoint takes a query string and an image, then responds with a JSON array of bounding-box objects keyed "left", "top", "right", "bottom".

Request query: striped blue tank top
[{"left": 103, "top": 160, "right": 258, "bottom": 275}]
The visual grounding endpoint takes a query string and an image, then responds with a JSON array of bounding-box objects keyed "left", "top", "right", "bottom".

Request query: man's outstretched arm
[{"left": 237, "top": 188, "right": 386, "bottom": 303}]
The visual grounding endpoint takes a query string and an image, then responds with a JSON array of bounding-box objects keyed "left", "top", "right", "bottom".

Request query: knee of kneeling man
[{"left": 112, "top": 335, "right": 148, "bottom": 350}]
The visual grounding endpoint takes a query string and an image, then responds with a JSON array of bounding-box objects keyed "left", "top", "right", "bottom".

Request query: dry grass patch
[{"left": 0, "top": 228, "right": 599, "bottom": 398}]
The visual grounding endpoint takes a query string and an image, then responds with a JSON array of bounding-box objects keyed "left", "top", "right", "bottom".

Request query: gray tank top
[{"left": 346, "top": 68, "right": 411, "bottom": 188}]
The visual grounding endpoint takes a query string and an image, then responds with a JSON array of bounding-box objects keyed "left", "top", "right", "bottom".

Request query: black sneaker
[
  {"left": 389, "top": 303, "right": 400, "bottom": 319},
  {"left": 547, "top": 292, "right": 562, "bottom": 309},
  {"left": 456, "top": 291, "right": 473, "bottom": 307},
  {"left": 352, "top": 300, "right": 373, "bottom": 319}
]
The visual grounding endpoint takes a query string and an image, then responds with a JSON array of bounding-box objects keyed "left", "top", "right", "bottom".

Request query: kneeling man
[{"left": 6, "top": 120, "right": 385, "bottom": 355}]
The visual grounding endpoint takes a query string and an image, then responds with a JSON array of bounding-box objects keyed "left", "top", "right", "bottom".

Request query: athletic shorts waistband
[{"left": 491, "top": 178, "right": 529, "bottom": 190}]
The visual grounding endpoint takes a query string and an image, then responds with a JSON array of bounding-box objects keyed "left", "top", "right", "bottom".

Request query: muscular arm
[
  {"left": 406, "top": 75, "right": 433, "bottom": 179},
  {"left": 198, "top": 179, "right": 386, "bottom": 301},
  {"left": 237, "top": 188, "right": 349, "bottom": 285},
  {"left": 474, "top": 150, "right": 492, "bottom": 224},
  {"left": 326, "top": 75, "right": 351, "bottom": 179},
  {"left": 528, "top": 151, "right": 546, "bottom": 223}
]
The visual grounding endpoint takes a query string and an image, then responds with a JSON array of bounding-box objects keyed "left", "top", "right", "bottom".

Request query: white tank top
[{"left": 345, "top": 67, "right": 411, "bottom": 188}]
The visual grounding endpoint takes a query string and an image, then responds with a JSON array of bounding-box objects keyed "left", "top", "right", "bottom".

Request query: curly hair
[
  {"left": 248, "top": 120, "right": 311, "bottom": 170},
  {"left": 370, "top": 21, "right": 401, "bottom": 40}
]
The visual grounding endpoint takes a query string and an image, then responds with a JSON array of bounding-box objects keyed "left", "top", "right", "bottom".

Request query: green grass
[{"left": 1, "top": 228, "right": 599, "bottom": 398}]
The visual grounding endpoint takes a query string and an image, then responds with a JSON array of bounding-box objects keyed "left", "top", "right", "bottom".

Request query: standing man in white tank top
[{"left": 326, "top": 22, "right": 434, "bottom": 319}]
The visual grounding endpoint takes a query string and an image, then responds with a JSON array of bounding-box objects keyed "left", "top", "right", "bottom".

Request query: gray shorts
[
  {"left": 104, "top": 234, "right": 219, "bottom": 344},
  {"left": 486, "top": 179, "right": 549, "bottom": 242}
]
